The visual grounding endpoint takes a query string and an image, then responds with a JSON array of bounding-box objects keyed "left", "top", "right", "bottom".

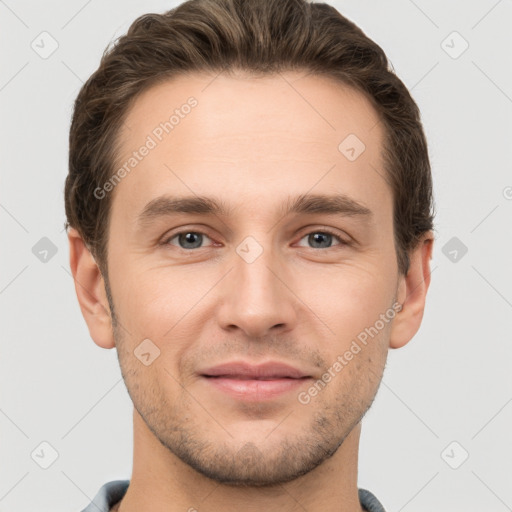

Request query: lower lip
[{"left": 202, "top": 376, "right": 311, "bottom": 401}]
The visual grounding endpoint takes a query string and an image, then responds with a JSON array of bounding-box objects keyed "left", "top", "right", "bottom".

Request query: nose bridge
[{"left": 217, "top": 234, "right": 297, "bottom": 336}]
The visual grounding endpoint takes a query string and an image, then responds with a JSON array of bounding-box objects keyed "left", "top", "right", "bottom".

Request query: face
[{"left": 105, "top": 71, "right": 400, "bottom": 486}]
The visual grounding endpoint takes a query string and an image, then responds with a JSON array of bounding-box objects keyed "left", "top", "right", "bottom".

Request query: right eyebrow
[{"left": 136, "top": 195, "right": 234, "bottom": 228}]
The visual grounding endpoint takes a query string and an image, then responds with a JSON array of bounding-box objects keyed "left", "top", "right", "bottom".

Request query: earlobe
[
  {"left": 68, "top": 227, "right": 115, "bottom": 349},
  {"left": 389, "top": 231, "right": 434, "bottom": 349}
]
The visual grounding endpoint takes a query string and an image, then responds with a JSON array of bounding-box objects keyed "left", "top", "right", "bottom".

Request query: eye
[
  {"left": 296, "top": 229, "right": 349, "bottom": 249},
  {"left": 164, "top": 231, "right": 213, "bottom": 250},
  {"left": 162, "top": 228, "right": 350, "bottom": 251}
]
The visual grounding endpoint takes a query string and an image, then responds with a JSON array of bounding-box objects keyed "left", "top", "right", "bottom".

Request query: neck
[{"left": 116, "top": 409, "right": 364, "bottom": 512}]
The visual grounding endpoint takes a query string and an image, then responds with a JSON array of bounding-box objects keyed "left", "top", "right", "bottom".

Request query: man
[{"left": 65, "top": 0, "right": 435, "bottom": 510}]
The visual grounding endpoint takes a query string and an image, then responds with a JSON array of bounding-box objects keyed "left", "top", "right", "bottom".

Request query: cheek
[
  {"left": 302, "top": 261, "right": 396, "bottom": 337},
  {"left": 299, "top": 263, "right": 395, "bottom": 398},
  {"left": 111, "top": 265, "right": 213, "bottom": 378},
  {"left": 112, "top": 263, "right": 201, "bottom": 331}
]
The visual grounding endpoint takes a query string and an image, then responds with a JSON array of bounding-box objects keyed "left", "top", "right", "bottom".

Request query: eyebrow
[{"left": 136, "top": 192, "right": 373, "bottom": 228}]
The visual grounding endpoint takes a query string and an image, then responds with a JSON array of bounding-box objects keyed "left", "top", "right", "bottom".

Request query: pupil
[
  {"left": 311, "top": 232, "right": 331, "bottom": 248},
  {"left": 181, "top": 232, "right": 202, "bottom": 249}
]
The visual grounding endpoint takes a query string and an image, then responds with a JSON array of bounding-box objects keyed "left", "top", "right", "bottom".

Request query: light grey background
[{"left": 1, "top": 1, "right": 511, "bottom": 511}]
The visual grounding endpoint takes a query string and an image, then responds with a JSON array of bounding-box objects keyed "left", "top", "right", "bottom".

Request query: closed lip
[{"left": 199, "top": 361, "right": 311, "bottom": 379}]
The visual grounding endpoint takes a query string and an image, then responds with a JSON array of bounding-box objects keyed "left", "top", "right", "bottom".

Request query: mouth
[
  {"left": 201, "top": 375, "right": 312, "bottom": 400},
  {"left": 199, "top": 360, "right": 313, "bottom": 401}
]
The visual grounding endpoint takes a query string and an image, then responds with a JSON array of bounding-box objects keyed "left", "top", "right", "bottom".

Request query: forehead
[{"left": 111, "top": 71, "right": 390, "bottom": 222}]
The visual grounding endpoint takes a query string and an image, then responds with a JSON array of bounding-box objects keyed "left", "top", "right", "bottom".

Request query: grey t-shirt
[{"left": 81, "top": 480, "right": 386, "bottom": 512}]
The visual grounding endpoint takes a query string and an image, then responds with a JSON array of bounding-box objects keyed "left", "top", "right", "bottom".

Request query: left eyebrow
[
  {"left": 283, "top": 192, "right": 373, "bottom": 220},
  {"left": 135, "top": 192, "right": 374, "bottom": 229}
]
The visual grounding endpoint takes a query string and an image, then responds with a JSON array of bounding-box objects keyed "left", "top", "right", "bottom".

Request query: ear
[
  {"left": 68, "top": 227, "right": 115, "bottom": 349},
  {"left": 389, "top": 231, "right": 434, "bottom": 349}
]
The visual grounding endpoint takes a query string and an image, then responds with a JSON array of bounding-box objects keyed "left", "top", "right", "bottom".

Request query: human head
[{"left": 65, "top": 0, "right": 435, "bottom": 489}]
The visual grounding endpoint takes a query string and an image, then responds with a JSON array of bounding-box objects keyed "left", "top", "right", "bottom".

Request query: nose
[{"left": 216, "top": 240, "right": 298, "bottom": 339}]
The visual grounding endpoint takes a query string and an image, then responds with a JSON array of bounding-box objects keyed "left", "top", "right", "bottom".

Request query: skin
[{"left": 69, "top": 70, "right": 434, "bottom": 512}]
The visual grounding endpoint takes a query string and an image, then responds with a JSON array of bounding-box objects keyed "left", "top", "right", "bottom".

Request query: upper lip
[{"left": 200, "top": 361, "right": 311, "bottom": 379}]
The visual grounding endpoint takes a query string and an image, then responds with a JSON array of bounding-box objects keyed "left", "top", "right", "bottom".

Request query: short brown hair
[{"left": 64, "top": 0, "right": 435, "bottom": 278}]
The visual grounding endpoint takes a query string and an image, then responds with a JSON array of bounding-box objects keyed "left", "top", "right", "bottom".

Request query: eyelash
[{"left": 161, "top": 228, "right": 351, "bottom": 251}]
